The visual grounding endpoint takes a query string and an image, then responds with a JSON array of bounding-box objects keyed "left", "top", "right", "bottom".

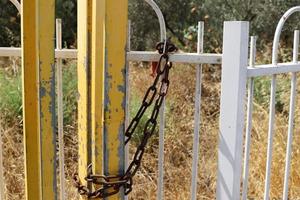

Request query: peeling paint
[
  {"left": 118, "top": 123, "right": 125, "bottom": 174},
  {"left": 40, "top": 87, "right": 46, "bottom": 98}
]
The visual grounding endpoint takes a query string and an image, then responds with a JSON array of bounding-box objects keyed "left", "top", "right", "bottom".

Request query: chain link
[{"left": 74, "top": 41, "right": 177, "bottom": 199}]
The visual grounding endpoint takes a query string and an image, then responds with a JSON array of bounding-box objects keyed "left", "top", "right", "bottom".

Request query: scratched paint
[
  {"left": 22, "top": 1, "right": 41, "bottom": 199},
  {"left": 77, "top": 1, "right": 92, "bottom": 198},
  {"left": 38, "top": 0, "right": 57, "bottom": 198},
  {"left": 103, "top": 0, "right": 128, "bottom": 199},
  {"left": 91, "top": 0, "right": 105, "bottom": 178}
]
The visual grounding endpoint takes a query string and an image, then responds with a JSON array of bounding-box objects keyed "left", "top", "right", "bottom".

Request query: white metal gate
[{"left": 217, "top": 6, "right": 300, "bottom": 200}]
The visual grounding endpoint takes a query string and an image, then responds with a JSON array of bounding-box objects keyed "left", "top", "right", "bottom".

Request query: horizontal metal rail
[
  {"left": 247, "top": 62, "right": 300, "bottom": 77},
  {"left": 0, "top": 47, "right": 77, "bottom": 58},
  {"left": 127, "top": 51, "right": 222, "bottom": 64},
  {"left": 0, "top": 47, "right": 223, "bottom": 65}
]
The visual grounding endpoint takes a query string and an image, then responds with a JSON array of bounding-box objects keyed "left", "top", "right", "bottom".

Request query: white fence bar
[
  {"left": 190, "top": 21, "right": 204, "bottom": 200},
  {"left": 127, "top": 51, "right": 222, "bottom": 64},
  {"left": 282, "top": 30, "right": 299, "bottom": 200},
  {"left": 263, "top": 75, "right": 277, "bottom": 200},
  {"left": 144, "top": 0, "right": 166, "bottom": 43},
  {"left": 157, "top": 92, "right": 165, "bottom": 200},
  {"left": 9, "top": 0, "right": 21, "bottom": 13},
  {"left": 242, "top": 36, "right": 256, "bottom": 200},
  {"left": 0, "top": 47, "right": 222, "bottom": 65},
  {"left": 0, "top": 120, "right": 4, "bottom": 200},
  {"left": 272, "top": 6, "right": 300, "bottom": 65},
  {"left": 247, "top": 62, "right": 300, "bottom": 77},
  {"left": 56, "top": 19, "right": 66, "bottom": 200},
  {"left": 156, "top": 0, "right": 168, "bottom": 196},
  {"left": 0, "top": 47, "right": 77, "bottom": 59},
  {"left": 216, "top": 21, "right": 249, "bottom": 200}
]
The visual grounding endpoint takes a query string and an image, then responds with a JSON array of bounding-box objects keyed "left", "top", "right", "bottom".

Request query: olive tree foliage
[
  {"left": 0, "top": 0, "right": 21, "bottom": 47},
  {"left": 0, "top": 0, "right": 77, "bottom": 48},
  {"left": 56, "top": 0, "right": 77, "bottom": 48},
  {"left": 1, "top": 0, "right": 300, "bottom": 51},
  {"left": 129, "top": 0, "right": 300, "bottom": 52}
]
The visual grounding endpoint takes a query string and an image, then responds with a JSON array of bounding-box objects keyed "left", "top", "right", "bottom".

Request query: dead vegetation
[{"left": 0, "top": 59, "right": 300, "bottom": 199}]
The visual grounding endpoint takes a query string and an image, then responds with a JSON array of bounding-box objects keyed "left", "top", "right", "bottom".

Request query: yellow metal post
[
  {"left": 22, "top": 0, "right": 56, "bottom": 199},
  {"left": 22, "top": 1, "right": 40, "bottom": 199},
  {"left": 104, "top": 0, "right": 128, "bottom": 199},
  {"left": 91, "top": 0, "right": 105, "bottom": 177},
  {"left": 38, "top": 0, "right": 57, "bottom": 198},
  {"left": 77, "top": 0, "right": 92, "bottom": 195}
]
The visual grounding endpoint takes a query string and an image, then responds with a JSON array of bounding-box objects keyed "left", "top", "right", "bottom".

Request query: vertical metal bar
[
  {"left": 124, "top": 20, "right": 131, "bottom": 200},
  {"left": 91, "top": 0, "right": 105, "bottom": 183},
  {"left": 157, "top": 5, "right": 167, "bottom": 197},
  {"left": 263, "top": 74, "right": 277, "bottom": 200},
  {"left": 157, "top": 47, "right": 166, "bottom": 199},
  {"left": 0, "top": 119, "right": 4, "bottom": 199},
  {"left": 157, "top": 88, "right": 165, "bottom": 200},
  {"left": 77, "top": 0, "right": 92, "bottom": 196},
  {"left": 38, "top": 0, "right": 57, "bottom": 198},
  {"left": 190, "top": 21, "right": 204, "bottom": 200},
  {"left": 216, "top": 21, "right": 249, "bottom": 200},
  {"left": 56, "top": 18, "right": 66, "bottom": 200},
  {"left": 282, "top": 30, "right": 299, "bottom": 200},
  {"left": 22, "top": 1, "right": 41, "bottom": 199},
  {"left": 241, "top": 36, "right": 256, "bottom": 200},
  {"left": 104, "top": 0, "right": 128, "bottom": 199}
]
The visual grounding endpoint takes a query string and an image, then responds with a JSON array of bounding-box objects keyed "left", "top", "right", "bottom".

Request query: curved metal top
[
  {"left": 272, "top": 6, "right": 300, "bottom": 64},
  {"left": 144, "top": 0, "right": 167, "bottom": 44},
  {"left": 9, "top": 0, "right": 21, "bottom": 13},
  {"left": 9, "top": 0, "right": 166, "bottom": 50}
]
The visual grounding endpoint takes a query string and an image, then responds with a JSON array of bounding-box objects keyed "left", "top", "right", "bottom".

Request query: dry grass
[{"left": 1, "top": 61, "right": 300, "bottom": 200}]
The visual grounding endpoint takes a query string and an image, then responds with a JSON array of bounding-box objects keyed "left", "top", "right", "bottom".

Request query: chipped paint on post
[
  {"left": 38, "top": 0, "right": 57, "bottom": 198},
  {"left": 22, "top": 0, "right": 57, "bottom": 199},
  {"left": 104, "top": 0, "right": 128, "bottom": 199},
  {"left": 22, "top": 1, "right": 41, "bottom": 199},
  {"left": 77, "top": 0, "right": 92, "bottom": 196},
  {"left": 91, "top": 0, "right": 105, "bottom": 179}
]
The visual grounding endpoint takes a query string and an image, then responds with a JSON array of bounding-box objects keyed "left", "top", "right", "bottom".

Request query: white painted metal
[
  {"left": 263, "top": 8, "right": 300, "bottom": 199},
  {"left": 9, "top": 0, "right": 21, "bottom": 13},
  {"left": 127, "top": 52, "right": 222, "bottom": 64},
  {"left": 190, "top": 21, "right": 204, "bottom": 200},
  {"left": 247, "top": 62, "right": 300, "bottom": 77},
  {"left": 157, "top": 97, "right": 165, "bottom": 200},
  {"left": 272, "top": 6, "right": 300, "bottom": 65},
  {"left": 124, "top": 20, "right": 131, "bottom": 200},
  {"left": 293, "top": 31, "right": 299, "bottom": 64},
  {"left": 0, "top": 47, "right": 21, "bottom": 57},
  {"left": 54, "top": 49, "right": 77, "bottom": 59},
  {"left": 56, "top": 19, "right": 66, "bottom": 200},
  {"left": 139, "top": 1, "right": 168, "bottom": 199},
  {"left": 0, "top": 48, "right": 222, "bottom": 65},
  {"left": 0, "top": 47, "right": 77, "bottom": 59},
  {"left": 263, "top": 75, "right": 277, "bottom": 200},
  {"left": 0, "top": 120, "right": 4, "bottom": 200},
  {"left": 157, "top": 59, "right": 166, "bottom": 200},
  {"left": 216, "top": 21, "right": 249, "bottom": 200},
  {"left": 249, "top": 36, "right": 257, "bottom": 68},
  {"left": 241, "top": 36, "right": 256, "bottom": 200},
  {"left": 282, "top": 30, "right": 299, "bottom": 200},
  {"left": 144, "top": 0, "right": 167, "bottom": 42}
]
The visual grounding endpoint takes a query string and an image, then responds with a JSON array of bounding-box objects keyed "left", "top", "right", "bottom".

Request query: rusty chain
[{"left": 74, "top": 41, "right": 177, "bottom": 199}]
